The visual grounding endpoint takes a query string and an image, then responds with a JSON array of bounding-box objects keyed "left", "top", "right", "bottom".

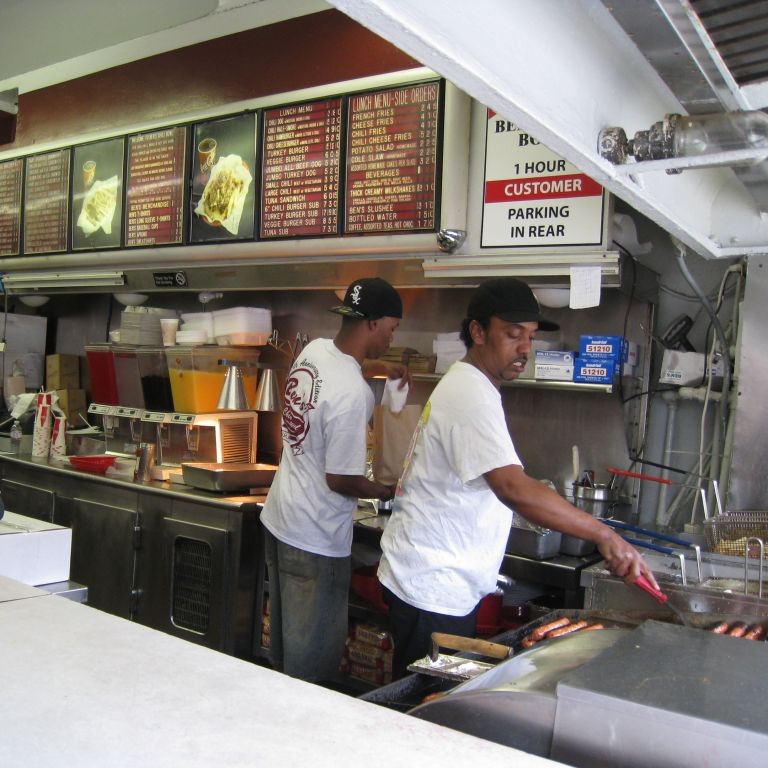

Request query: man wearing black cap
[
  {"left": 378, "top": 277, "right": 658, "bottom": 678},
  {"left": 261, "top": 277, "right": 408, "bottom": 683}
]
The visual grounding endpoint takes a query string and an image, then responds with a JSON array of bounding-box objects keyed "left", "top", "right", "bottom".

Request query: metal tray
[
  {"left": 506, "top": 526, "right": 562, "bottom": 559},
  {"left": 181, "top": 462, "right": 278, "bottom": 491}
]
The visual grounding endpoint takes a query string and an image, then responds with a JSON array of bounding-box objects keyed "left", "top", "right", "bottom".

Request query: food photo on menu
[
  {"left": 190, "top": 113, "right": 256, "bottom": 242},
  {"left": 71, "top": 137, "right": 124, "bottom": 250}
]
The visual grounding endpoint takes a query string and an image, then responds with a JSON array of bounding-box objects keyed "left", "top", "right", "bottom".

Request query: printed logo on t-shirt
[{"left": 283, "top": 364, "right": 320, "bottom": 455}]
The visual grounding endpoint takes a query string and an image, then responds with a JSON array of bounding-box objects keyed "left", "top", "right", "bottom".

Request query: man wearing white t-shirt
[
  {"left": 378, "top": 278, "right": 658, "bottom": 678},
  {"left": 261, "top": 277, "right": 408, "bottom": 683}
]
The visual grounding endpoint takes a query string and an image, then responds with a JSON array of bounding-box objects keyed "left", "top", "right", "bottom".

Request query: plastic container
[
  {"left": 112, "top": 347, "right": 145, "bottom": 408},
  {"left": 212, "top": 307, "right": 272, "bottom": 346},
  {"left": 165, "top": 346, "right": 260, "bottom": 413},
  {"left": 85, "top": 345, "right": 119, "bottom": 405},
  {"left": 137, "top": 348, "right": 174, "bottom": 411},
  {"left": 180, "top": 312, "right": 215, "bottom": 343}
]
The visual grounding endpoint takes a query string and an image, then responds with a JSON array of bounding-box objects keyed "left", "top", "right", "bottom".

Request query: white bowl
[{"left": 113, "top": 292, "right": 149, "bottom": 307}]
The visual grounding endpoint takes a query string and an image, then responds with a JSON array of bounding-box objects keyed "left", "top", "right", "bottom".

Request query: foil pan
[{"left": 181, "top": 462, "right": 277, "bottom": 492}]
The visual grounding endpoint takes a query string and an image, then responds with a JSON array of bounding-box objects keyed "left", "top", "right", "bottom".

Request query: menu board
[
  {"left": 0, "top": 158, "right": 23, "bottom": 257},
  {"left": 23, "top": 149, "right": 70, "bottom": 255},
  {"left": 72, "top": 137, "right": 125, "bottom": 251},
  {"left": 261, "top": 98, "right": 342, "bottom": 238},
  {"left": 344, "top": 81, "right": 440, "bottom": 234},
  {"left": 189, "top": 113, "right": 256, "bottom": 243},
  {"left": 125, "top": 126, "right": 186, "bottom": 247}
]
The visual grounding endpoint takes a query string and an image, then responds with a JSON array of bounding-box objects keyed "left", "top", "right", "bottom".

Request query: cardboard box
[
  {"left": 0, "top": 511, "right": 71, "bottom": 585},
  {"left": 578, "top": 335, "right": 625, "bottom": 363},
  {"left": 55, "top": 388, "right": 87, "bottom": 425},
  {"left": 534, "top": 350, "right": 574, "bottom": 381},
  {"left": 573, "top": 357, "right": 617, "bottom": 384},
  {"left": 46, "top": 354, "right": 80, "bottom": 390}
]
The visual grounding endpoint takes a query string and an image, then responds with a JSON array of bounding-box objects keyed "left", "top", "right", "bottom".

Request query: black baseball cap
[
  {"left": 466, "top": 278, "right": 559, "bottom": 331},
  {"left": 330, "top": 277, "right": 403, "bottom": 319}
]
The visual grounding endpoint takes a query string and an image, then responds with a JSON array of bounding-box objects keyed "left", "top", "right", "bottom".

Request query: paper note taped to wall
[{"left": 569, "top": 266, "right": 602, "bottom": 308}]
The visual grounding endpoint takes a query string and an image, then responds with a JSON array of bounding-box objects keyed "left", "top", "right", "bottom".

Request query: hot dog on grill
[
  {"left": 531, "top": 617, "right": 570, "bottom": 641},
  {"left": 744, "top": 625, "right": 766, "bottom": 641},
  {"left": 728, "top": 622, "right": 748, "bottom": 638},
  {"left": 710, "top": 621, "right": 730, "bottom": 634},
  {"left": 581, "top": 623, "right": 605, "bottom": 632},
  {"left": 521, "top": 636, "right": 538, "bottom": 649},
  {"left": 545, "top": 620, "right": 588, "bottom": 638}
]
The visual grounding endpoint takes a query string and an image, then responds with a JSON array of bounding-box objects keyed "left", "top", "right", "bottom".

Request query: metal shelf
[{"left": 412, "top": 373, "right": 614, "bottom": 394}]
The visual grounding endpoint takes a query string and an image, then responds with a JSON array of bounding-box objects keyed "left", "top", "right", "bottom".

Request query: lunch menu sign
[{"left": 0, "top": 78, "right": 444, "bottom": 258}]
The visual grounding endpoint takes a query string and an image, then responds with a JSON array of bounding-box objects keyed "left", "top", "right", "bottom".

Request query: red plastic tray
[{"left": 68, "top": 455, "right": 117, "bottom": 474}]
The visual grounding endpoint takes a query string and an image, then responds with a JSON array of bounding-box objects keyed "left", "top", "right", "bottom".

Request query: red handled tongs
[{"left": 634, "top": 574, "right": 668, "bottom": 604}]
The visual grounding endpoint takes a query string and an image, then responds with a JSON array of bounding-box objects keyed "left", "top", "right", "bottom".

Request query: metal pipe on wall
[{"left": 654, "top": 391, "right": 679, "bottom": 529}]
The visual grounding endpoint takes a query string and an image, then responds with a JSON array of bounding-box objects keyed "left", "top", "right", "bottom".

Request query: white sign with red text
[{"left": 481, "top": 109, "right": 606, "bottom": 248}]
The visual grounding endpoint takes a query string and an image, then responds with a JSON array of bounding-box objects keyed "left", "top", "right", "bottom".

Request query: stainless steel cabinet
[
  {"left": 70, "top": 496, "right": 139, "bottom": 619},
  {"left": 0, "top": 457, "right": 263, "bottom": 658},
  {"left": 0, "top": 479, "right": 55, "bottom": 522}
]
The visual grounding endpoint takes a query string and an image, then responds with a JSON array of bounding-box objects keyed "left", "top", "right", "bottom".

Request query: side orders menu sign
[{"left": 481, "top": 109, "right": 605, "bottom": 248}]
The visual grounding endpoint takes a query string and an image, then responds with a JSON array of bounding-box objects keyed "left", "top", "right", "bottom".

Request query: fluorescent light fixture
[
  {"left": 422, "top": 252, "right": 620, "bottom": 283},
  {"left": 2, "top": 270, "right": 125, "bottom": 291}
]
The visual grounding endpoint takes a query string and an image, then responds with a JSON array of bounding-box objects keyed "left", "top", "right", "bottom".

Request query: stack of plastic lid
[
  {"left": 212, "top": 307, "right": 272, "bottom": 346},
  {"left": 175, "top": 329, "right": 208, "bottom": 346},
  {"left": 120, "top": 306, "right": 178, "bottom": 345},
  {"left": 179, "top": 312, "right": 215, "bottom": 343}
]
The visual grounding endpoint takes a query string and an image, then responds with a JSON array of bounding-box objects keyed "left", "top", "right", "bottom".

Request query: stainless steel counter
[
  {"left": 0, "top": 452, "right": 265, "bottom": 509},
  {"left": 0, "top": 576, "right": 553, "bottom": 768}
]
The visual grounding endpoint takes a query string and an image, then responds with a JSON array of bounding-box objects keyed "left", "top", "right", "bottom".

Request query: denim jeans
[{"left": 264, "top": 528, "right": 351, "bottom": 683}]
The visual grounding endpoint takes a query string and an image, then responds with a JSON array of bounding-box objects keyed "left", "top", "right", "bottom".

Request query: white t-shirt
[
  {"left": 261, "top": 338, "right": 373, "bottom": 557},
  {"left": 378, "top": 361, "right": 520, "bottom": 615}
]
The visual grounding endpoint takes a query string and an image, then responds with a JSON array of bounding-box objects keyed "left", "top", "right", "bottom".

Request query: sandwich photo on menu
[
  {"left": 194, "top": 154, "right": 253, "bottom": 235},
  {"left": 77, "top": 176, "right": 119, "bottom": 236}
]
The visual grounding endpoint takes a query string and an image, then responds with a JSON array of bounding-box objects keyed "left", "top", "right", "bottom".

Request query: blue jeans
[{"left": 263, "top": 528, "right": 351, "bottom": 683}]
